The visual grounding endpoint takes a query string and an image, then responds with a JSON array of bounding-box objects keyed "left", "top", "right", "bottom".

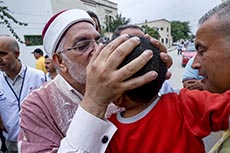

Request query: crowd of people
[{"left": 0, "top": 1, "right": 230, "bottom": 152}]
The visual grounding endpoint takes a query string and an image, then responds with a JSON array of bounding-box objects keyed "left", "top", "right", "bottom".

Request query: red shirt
[{"left": 107, "top": 89, "right": 230, "bottom": 153}]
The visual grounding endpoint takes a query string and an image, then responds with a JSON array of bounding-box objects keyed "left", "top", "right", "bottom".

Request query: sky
[{"left": 110, "top": 0, "right": 222, "bottom": 34}]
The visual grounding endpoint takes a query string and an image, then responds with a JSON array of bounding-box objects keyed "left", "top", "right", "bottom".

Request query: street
[{"left": 167, "top": 47, "right": 184, "bottom": 90}]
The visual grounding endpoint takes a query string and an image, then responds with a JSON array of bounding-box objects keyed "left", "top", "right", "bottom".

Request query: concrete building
[
  {"left": 136, "top": 19, "right": 173, "bottom": 48},
  {"left": 80, "top": 0, "right": 117, "bottom": 30},
  {"left": 0, "top": 0, "right": 117, "bottom": 67}
]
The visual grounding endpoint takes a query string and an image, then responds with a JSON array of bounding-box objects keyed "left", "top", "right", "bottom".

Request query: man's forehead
[
  {"left": 0, "top": 42, "right": 10, "bottom": 50},
  {"left": 45, "top": 58, "right": 51, "bottom": 61}
]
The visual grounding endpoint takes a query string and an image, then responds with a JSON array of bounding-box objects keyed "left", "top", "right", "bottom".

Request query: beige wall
[
  {"left": 50, "top": 0, "right": 118, "bottom": 31},
  {"left": 81, "top": 0, "right": 118, "bottom": 30},
  {"left": 51, "top": 0, "right": 87, "bottom": 14},
  {"left": 137, "top": 19, "right": 172, "bottom": 48}
]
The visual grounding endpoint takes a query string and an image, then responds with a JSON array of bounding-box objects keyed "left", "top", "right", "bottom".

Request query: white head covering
[{"left": 42, "top": 9, "right": 95, "bottom": 57}]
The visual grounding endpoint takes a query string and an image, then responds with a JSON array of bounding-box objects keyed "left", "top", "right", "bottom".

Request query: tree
[
  {"left": 104, "top": 13, "right": 130, "bottom": 33},
  {"left": 0, "top": 0, "right": 28, "bottom": 43},
  {"left": 141, "top": 24, "right": 160, "bottom": 40},
  {"left": 171, "top": 20, "right": 191, "bottom": 42}
]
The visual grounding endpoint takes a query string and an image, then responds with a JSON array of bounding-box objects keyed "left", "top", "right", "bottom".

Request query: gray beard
[{"left": 62, "top": 54, "right": 86, "bottom": 85}]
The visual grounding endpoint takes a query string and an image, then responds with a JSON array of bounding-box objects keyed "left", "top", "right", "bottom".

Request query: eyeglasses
[{"left": 58, "top": 39, "right": 100, "bottom": 54}]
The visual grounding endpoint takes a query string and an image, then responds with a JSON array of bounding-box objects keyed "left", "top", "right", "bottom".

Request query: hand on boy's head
[
  {"left": 118, "top": 36, "right": 167, "bottom": 102},
  {"left": 82, "top": 35, "right": 157, "bottom": 118},
  {"left": 159, "top": 52, "right": 172, "bottom": 68},
  {"left": 144, "top": 34, "right": 167, "bottom": 52},
  {"left": 144, "top": 34, "right": 172, "bottom": 80}
]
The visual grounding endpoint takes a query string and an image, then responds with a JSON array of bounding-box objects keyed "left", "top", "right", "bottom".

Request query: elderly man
[
  {"left": 0, "top": 36, "right": 46, "bottom": 152},
  {"left": 18, "top": 9, "right": 171, "bottom": 152}
]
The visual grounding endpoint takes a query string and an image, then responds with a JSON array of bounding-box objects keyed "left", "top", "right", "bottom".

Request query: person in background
[
  {"left": 44, "top": 55, "right": 57, "bottom": 81},
  {"left": 18, "top": 9, "right": 172, "bottom": 152},
  {"left": 0, "top": 36, "right": 46, "bottom": 152},
  {"left": 182, "top": 56, "right": 204, "bottom": 90},
  {"left": 31, "top": 48, "right": 47, "bottom": 73},
  {"left": 87, "top": 10, "right": 107, "bottom": 44},
  {"left": 111, "top": 25, "right": 144, "bottom": 39},
  {"left": 87, "top": 11, "right": 101, "bottom": 34},
  {"left": 177, "top": 41, "right": 184, "bottom": 55},
  {"left": 191, "top": 1, "right": 230, "bottom": 152},
  {"left": 0, "top": 119, "right": 7, "bottom": 152}
]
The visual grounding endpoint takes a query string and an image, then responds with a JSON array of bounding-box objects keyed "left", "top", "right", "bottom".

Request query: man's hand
[
  {"left": 183, "top": 79, "right": 204, "bottom": 90},
  {"left": 81, "top": 34, "right": 158, "bottom": 118},
  {"left": 144, "top": 34, "right": 172, "bottom": 79}
]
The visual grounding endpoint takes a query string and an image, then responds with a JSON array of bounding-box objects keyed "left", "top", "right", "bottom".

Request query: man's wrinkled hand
[{"left": 81, "top": 34, "right": 158, "bottom": 118}]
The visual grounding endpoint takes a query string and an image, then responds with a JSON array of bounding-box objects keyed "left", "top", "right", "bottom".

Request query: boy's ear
[
  {"left": 113, "top": 96, "right": 123, "bottom": 106},
  {"left": 113, "top": 94, "right": 130, "bottom": 107}
]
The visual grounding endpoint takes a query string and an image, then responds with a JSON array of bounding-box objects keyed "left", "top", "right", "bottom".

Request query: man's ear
[
  {"left": 52, "top": 54, "right": 67, "bottom": 72},
  {"left": 15, "top": 50, "right": 20, "bottom": 58}
]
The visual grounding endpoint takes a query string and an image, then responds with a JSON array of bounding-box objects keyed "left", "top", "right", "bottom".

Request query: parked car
[{"left": 181, "top": 43, "right": 197, "bottom": 67}]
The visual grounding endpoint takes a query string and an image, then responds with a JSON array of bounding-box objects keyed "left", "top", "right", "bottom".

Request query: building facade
[
  {"left": 136, "top": 19, "right": 173, "bottom": 48},
  {"left": 0, "top": 0, "right": 117, "bottom": 67},
  {"left": 80, "top": 0, "right": 117, "bottom": 30}
]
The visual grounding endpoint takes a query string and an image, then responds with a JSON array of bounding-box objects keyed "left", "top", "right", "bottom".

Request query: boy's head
[{"left": 120, "top": 37, "right": 167, "bottom": 103}]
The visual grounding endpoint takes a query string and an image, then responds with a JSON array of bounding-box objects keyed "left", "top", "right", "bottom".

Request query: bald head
[
  {"left": 0, "top": 36, "right": 21, "bottom": 77},
  {"left": 0, "top": 36, "right": 20, "bottom": 52}
]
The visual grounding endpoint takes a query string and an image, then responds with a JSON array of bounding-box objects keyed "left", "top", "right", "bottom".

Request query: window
[
  {"left": 161, "top": 38, "right": 164, "bottom": 43},
  {"left": 105, "top": 9, "right": 112, "bottom": 14},
  {"left": 24, "top": 35, "right": 43, "bottom": 46},
  {"left": 160, "top": 27, "right": 164, "bottom": 31}
]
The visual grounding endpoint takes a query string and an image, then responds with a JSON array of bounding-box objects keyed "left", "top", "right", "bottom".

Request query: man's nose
[{"left": 191, "top": 55, "right": 200, "bottom": 69}]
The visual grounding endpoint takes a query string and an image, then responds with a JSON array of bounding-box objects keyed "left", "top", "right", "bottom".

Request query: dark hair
[
  {"left": 119, "top": 37, "right": 167, "bottom": 103},
  {"left": 87, "top": 11, "right": 101, "bottom": 32},
  {"left": 45, "top": 55, "right": 49, "bottom": 58},
  {"left": 112, "top": 25, "right": 144, "bottom": 40},
  {"left": 33, "top": 48, "right": 44, "bottom": 55}
]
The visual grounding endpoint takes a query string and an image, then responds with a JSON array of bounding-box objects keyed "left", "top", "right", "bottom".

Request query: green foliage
[
  {"left": 141, "top": 24, "right": 160, "bottom": 40},
  {"left": 171, "top": 20, "right": 191, "bottom": 42},
  {"left": 104, "top": 13, "right": 131, "bottom": 32},
  {"left": 24, "top": 35, "right": 43, "bottom": 46},
  {"left": 188, "top": 33, "right": 195, "bottom": 41},
  {"left": 0, "top": 0, "right": 28, "bottom": 43}
]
